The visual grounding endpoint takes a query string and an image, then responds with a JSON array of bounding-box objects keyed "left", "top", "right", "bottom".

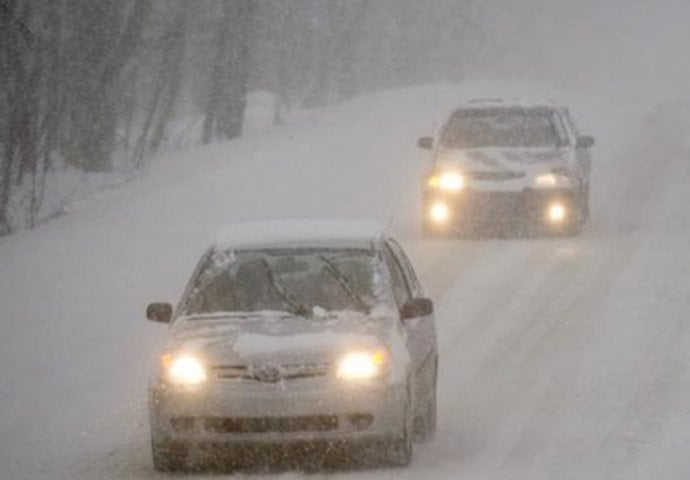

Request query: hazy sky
[{"left": 467, "top": 0, "right": 690, "bottom": 96}]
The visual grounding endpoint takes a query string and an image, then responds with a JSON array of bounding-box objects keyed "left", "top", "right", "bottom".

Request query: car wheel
[
  {"left": 414, "top": 358, "right": 438, "bottom": 442},
  {"left": 382, "top": 388, "right": 413, "bottom": 467},
  {"left": 563, "top": 200, "right": 586, "bottom": 237},
  {"left": 151, "top": 437, "right": 189, "bottom": 472},
  {"left": 384, "top": 427, "right": 413, "bottom": 467},
  {"left": 562, "top": 217, "right": 584, "bottom": 237},
  {"left": 582, "top": 182, "right": 591, "bottom": 222}
]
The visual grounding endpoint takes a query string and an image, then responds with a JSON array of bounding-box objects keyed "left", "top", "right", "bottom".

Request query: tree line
[{"left": 0, "top": 0, "right": 481, "bottom": 236}]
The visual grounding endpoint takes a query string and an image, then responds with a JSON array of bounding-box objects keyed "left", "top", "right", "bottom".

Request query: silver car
[
  {"left": 145, "top": 221, "right": 438, "bottom": 471},
  {"left": 418, "top": 99, "right": 595, "bottom": 236}
]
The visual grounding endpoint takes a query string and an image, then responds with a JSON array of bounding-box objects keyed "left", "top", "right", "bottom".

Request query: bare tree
[
  {"left": 131, "top": 0, "right": 190, "bottom": 168},
  {"left": 302, "top": 0, "right": 368, "bottom": 107},
  {"left": 0, "top": 0, "right": 483, "bottom": 236},
  {"left": 63, "top": 0, "right": 150, "bottom": 171},
  {"left": 202, "top": 0, "right": 253, "bottom": 144},
  {"left": 0, "top": 0, "right": 44, "bottom": 232}
]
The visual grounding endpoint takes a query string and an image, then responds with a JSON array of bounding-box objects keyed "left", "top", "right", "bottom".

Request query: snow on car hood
[
  {"left": 166, "top": 308, "right": 403, "bottom": 367},
  {"left": 436, "top": 147, "right": 570, "bottom": 173}
]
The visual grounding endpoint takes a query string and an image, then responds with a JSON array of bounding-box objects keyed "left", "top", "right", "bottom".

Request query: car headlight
[
  {"left": 534, "top": 173, "right": 557, "bottom": 187},
  {"left": 428, "top": 171, "right": 466, "bottom": 192},
  {"left": 162, "top": 354, "right": 207, "bottom": 386},
  {"left": 336, "top": 348, "right": 390, "bottom": 381},
  {"left": 534, "top": 172, "right": 570, "bottom": 188},
  {"left": 429, "top": 201, "right": 451, "bottom": 224},
  {"left": 547, "top": 202, "right": 567, "bottom": 223}
]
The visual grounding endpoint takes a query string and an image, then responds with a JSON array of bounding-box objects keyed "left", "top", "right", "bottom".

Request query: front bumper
[
  {"left": 149, "top": 376, "right": 407, "bottom": 445},
  {"left": 424, "top": 188, "right": 579, "bottom": 230}
]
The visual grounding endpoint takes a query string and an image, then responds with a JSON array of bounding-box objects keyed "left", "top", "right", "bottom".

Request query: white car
[
  {"left": 146, "top": 220, "right": 438, "bottom": 471},
  {"left": 418, "top": 99, "right": 595, "bottom": 236}
]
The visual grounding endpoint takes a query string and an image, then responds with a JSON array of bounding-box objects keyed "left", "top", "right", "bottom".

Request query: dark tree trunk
[
  {"left": 303, "top": 1, "right": 367, "bottom": 107},
  {"left": 202, "top": 0, "right": 252, "bottom": 144},
  {"left": 148, "top": 0, "right": 189, "bottom": 152},
  {"left": 0, "top": 0, "right": 42, "bottom": 231},
  {"left": 64, "top": 0, "right": 150, "bottom": 172}
]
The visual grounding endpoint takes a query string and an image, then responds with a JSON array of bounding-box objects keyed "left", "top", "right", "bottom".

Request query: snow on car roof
[
  {"left": 460, "top": 98, "right": 562, "bottom": 110},
  {"left": 214, "top": 219, "right": 385, "bottom": 251}
]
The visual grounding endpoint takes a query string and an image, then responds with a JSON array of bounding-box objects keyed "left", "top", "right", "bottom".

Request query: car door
[{"left": 383, "top": 240, "right": 437, "bottom": 391}]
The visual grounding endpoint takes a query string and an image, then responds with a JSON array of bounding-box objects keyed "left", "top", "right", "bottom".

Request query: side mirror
[
  {"left": 146, "top": 302, "right": 173, "bottom": 323},
  {"left": 576, "top": 135, "right": 595, "bottom": 149},
  {"left": 401, "top": 298, "right": 434, "bottom": 320},
  {"left": 417, "top": 136, "right": 433, "bottom": 150}
]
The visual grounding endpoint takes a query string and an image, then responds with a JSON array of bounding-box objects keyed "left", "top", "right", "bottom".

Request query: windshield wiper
[
  {"left": 318, "top": 255, "right": 370, "bottom": 314},
  {"left": 259, "top": 258, "right": 311, "bottom": 318}
]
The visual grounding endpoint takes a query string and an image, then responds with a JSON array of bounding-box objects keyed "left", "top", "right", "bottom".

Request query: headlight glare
[
  {"left": 429, "top": 201, "right": 450, "bottom": 224},
  {"left": 336, "top": 349, "right": 389, "bottom": 381},
  {"left": 535, "top": 171, "right": 570, "bottom": 188},
  {"left": 428, "top": 172, "right": 465, "bottom": 192},
  {"left": 535, "top": 173, "right": 558, "bottom": 187},
  {"left": 164, "top": 354, "right": 207, "bottom": 385},
  {"left": 548, "top": 203, "right": 567, "bottom": 223}
]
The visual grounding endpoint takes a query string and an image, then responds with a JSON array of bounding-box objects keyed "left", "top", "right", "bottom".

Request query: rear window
[{"left": 440, "top": 108, "right": 569, "bottom": 149}]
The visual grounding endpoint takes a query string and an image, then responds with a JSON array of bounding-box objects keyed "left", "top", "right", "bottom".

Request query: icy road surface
[{"left": 1, "top": 84, "right": 690, "bottom": 479}]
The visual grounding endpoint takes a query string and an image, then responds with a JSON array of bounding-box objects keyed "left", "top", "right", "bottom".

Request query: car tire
[
  {"left": 382, "top": 387, "right": 413, "bottom": 467},
  {"left": 384, "top": 428, "right": 413, "bottom": 467},
  {"left": 563, "top": 199, "right": 586, "bottom": 237},
  {"left": 414, "top": 358, "right": 438, "bottom": 442},
  {"left": 151, "top": 437, "right": 189, "bottom": 472},
  {"left": 582, "top": 182, "right": 591, "bottom": 222},
  {"left": 562, "top": 216, "right": 584, "bottom": 237}
]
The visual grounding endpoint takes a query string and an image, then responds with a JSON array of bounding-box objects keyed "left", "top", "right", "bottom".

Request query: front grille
[
  {"left": 469, "top": 171, "right": 525, "bottom": 181},
  {"left": 203, "top": 415, "right": 339, "bottom": 434},
  {"left": 467, "top": 191, "right": 522, "bottom": 205},
  {"left": 464, "top": 191, "right": 524, "bottom": 221},
  {"left": 212, "top": 363, "right": 331, "bottom": 383}
]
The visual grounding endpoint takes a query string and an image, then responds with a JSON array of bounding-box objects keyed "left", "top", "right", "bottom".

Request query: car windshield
[
  {"left": 440, "top": 108, "right": 567, "bottom": 149},
  {"left": 183, "top": 248, "right": 381, "bottom": 317}
]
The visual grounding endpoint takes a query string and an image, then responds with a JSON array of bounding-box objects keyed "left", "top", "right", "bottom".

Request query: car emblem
[{"left": 253, "top": 364, "right": 282, "bottom": 383}]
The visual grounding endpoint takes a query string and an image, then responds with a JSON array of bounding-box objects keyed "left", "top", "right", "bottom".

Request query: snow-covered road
[{"left": 1, "top": 84, "right": 689, "bottom": 479}]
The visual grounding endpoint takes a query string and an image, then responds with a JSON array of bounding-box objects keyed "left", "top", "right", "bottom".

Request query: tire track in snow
[
  {"left": 418, "top": 102, "right": 690, "bottom": 479},
  {"left": 404, "top": 239, "right": 488, "bottom": 301},
  {"left": 493, "top": 238, "right": 640, "bottom": 478},
  {"left": 484, "top": 105, "right": 688, "bottom": 477},
  {"left": 541, "top": 150, "right": 690, "bottom": 480}
]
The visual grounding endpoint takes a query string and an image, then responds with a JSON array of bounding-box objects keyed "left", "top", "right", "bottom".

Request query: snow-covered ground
[{"left": 1, "top": 82, "right": 690, "bottom": 479}]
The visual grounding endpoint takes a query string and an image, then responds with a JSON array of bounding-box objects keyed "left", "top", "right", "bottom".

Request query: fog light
[
  {"left": 548, "top": 203, "right": 567, "bottom": 223},
  {"left": 429, "top": 202, "right": 450, "bottom": 224},
  {"left": 348, "top": 413, "right": 374, "bottom": 431}
]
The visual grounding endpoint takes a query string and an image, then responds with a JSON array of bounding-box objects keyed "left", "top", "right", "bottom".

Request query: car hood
[
  {"left": 165, "top": 309, "right": 401, "bottom": 367},
  {"left": 436, "top": 146, "right": 570, "bottom": 173}
]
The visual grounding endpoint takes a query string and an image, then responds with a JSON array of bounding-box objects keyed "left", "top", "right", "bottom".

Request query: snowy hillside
[{"left": 1, "top": 83, "right": 690, "bottom": 479}]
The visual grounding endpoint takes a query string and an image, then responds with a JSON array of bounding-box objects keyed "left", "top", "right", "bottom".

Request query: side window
[
  {"left": 552, "top": 109, "right": 571, "bottom": 146},
  {"left": 387, "top": 239, "right": 422, "bottom": 297},
  {"left": 382, "top": 245, "right": 410, "bottom": 308},
  {"left": 561, "top": 108, "right": 579, "bottom": 139}
]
